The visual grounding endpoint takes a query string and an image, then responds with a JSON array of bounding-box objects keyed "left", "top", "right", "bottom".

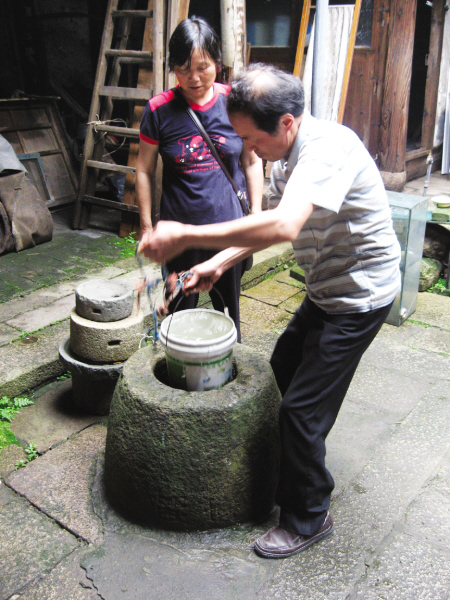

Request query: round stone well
[{"left": 103, "top": 343, "right": 282, "bottom": 531}]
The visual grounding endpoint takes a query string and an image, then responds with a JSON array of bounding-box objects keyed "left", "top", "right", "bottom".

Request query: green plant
[
  {"left": 0, "top": 395, "right": 34, "bottom": 422},
  {"left": 114, "top": 232, "right": 138, "bottom": 258},
  {"left": 427, "top": 278, "right": 447, "bottom": 294},
  {"left": 407, "top": 319, "right": 432, "bottom": 328},
  {"left": 0, "top": 396, "right": 34, "bottom": 453},
  {"left": 57, "top": 371, "right": 72, "bottom": 380},
  {"left": 25, "top": 442, "right": 38, "bottom": 461},
  {"left": 14, "top": 442, "right": 39, "bottom": 470}
]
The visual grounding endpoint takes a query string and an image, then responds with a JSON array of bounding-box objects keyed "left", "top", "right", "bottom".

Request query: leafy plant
[
  {"left": 0, "top": 396, "right": 34, "bottom": 453},
  {"left": 57, "top": 371, "right": 72, "bottom": 380},
  {"left": 0, "top": 395, "right": 34, "bottom": 422},
  {"left": 427, "top": 278, "right": 447, "bottom": 294},
  {"left": 114, "top": 232, "right": 138, "bottom": 258},
  {"left": 14, "top": 443, "right": 38, "bottom": 469},
  {"left": 25, "top": 442, "right": 38, "bottom": 461}
]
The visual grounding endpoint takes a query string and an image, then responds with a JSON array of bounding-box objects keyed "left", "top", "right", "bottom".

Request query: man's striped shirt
[{"left": 269, "top": 111, "right": 401, "bottom": 313}]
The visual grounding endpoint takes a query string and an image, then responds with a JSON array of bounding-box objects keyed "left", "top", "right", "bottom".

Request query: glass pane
[{"left": 247, "top": 0, "right": 292, "bottom": 47}]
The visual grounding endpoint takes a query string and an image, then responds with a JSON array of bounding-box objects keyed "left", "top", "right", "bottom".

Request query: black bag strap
[{"left": 174, "top": 88, "right": 248, "bottom": 216}]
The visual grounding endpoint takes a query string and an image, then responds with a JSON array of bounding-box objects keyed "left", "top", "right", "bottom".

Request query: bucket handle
[{"left": 165, "top": 286, "right": 229, "bottom": 345}]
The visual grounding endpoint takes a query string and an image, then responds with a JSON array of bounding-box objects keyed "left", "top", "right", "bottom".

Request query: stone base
[
  {"left": 59, "top": 337, "right": 123, "bottom": 416},
  {"left": 104, "top": 343, "right": 282, "bottom": 531},
  {"left": 380, "top": 170, "right": 407, "bottom": 192},
  {"left": 70, "top": 308, "right": 144, "bottom": 364},
  {"left": 75, "top": 279, "right": 134, "bottom": 322}
]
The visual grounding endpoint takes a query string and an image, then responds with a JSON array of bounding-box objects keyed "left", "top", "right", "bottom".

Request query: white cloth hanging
[{"left": 303, "top": 5, "right": 354, "bottom": 122}]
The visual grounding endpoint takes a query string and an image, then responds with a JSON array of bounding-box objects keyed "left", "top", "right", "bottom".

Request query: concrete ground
[{"left": 1, "top": 172, "right": 450, "bottom": 600}]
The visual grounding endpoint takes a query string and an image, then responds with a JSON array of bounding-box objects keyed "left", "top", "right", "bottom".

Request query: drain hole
[
  {"left": 93, "top": 309, "right": 102, "bottom": 314},
  {"left": 108, "top": 340, "right": 122, "bottom": 346}
]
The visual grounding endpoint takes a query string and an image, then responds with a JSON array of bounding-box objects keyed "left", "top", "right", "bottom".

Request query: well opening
[{"left": 153, "top": 356, "right": 238, "bottom": 390}]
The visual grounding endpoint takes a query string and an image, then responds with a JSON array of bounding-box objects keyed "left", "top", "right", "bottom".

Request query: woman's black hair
[
  {"left": 227, "top": 63, "right": 305, "bottom": 135},
  {"left": 168, "top": 17, "right": 221, "bottom": 72}
]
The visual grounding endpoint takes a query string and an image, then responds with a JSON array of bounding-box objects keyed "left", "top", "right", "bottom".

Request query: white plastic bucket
[{"left": 159, "top": 308, "right": 237, "bottom": 391}]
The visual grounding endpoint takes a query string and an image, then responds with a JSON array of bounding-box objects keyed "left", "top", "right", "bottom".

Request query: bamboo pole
[{"left": 293, "top": 0, "right": 311, "bottom": 78}]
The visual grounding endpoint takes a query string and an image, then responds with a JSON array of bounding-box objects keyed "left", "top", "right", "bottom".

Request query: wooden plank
[
  {"left": 365, "top": 0, "right": 390, "bottom": 159},
  {"left": 94, "top": 125, "right": 140, "bottom": 137},
  {"left": 45, "top": 101, "right": 78, "bottom": 193},
  {"left": 98, "top": 86, "right": 152, "bottom": 100},
  {"left": 41, "top": 154, "right": 76, "bottom": 202},
  {"left": 165, "top": 0, "right": 190, "bottom": 89},
  {"left": 153, "top": 0, "right": 165, "bottom": 96},
  {"left": 406, "top": 146, "right": 442, "bottom": 180},
  {"left": 111, "top": 10, "right": 153, "bottom": 18},
  {"left": 105, "top": 49, "right": 153, "bottom": 59},
  {"left": 293, "top": 0, "right": 311, "bottom": 77},
  {"left": 83, "top": 195, "right": 140, "bottom": 212},
  {"left": 379, "top": 0, "right": 417, "bottom": 175},
  {"left": 87, "top": 160, "right": 136, "bottom": 174},
  {"left": 113, "top": 56, "right": 153, "bottom": 66},
  {"left": 342, "top": 50, "right": 375, "bottom": 149}
]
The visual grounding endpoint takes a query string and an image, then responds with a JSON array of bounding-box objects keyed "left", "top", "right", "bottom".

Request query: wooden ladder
[{"left": 72, "top": 0, "right": 164, "bottom": 230}]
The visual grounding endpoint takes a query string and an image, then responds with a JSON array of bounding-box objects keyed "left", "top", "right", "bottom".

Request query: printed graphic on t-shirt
[{"left": 176, "top": 134, "right": 226, "bottom": 173}]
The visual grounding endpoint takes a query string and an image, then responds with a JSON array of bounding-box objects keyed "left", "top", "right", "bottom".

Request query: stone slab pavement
[{"left": 1, "top": 260, "right": 450, "bottom": 599}]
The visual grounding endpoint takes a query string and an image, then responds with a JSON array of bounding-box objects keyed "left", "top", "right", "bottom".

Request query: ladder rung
[
  {"left": 114, "top": 56, "right": 153, "bottom": 66},
  {"left": 105, "top": 49, "right": 153, "bottom": 59},
  {"left": 98, "top": 86, "right": 151, "bottom": 101},
  {"left": 83, "top": 195, "right": 140, "bottom": 213},
  {"left": 87, "top": 160, "right": 136, "bottom": 175},
  {"left": 111, "top": 10, "right": 153, "bottom": 18},
  {"left": 94, "top": 125, "right": 140, "bottom": 138}
]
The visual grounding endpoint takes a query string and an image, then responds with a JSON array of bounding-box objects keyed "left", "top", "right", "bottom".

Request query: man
[{"left": 139, "top": 64, "right": 401, "bottom": 559}]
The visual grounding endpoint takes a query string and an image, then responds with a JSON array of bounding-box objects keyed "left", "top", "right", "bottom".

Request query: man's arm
[
  {"left": 140, "top": 199, "right": 315, "bottom": 264},
  {"left": 182, "top": 247, "right": 252, "bottom": 293}
]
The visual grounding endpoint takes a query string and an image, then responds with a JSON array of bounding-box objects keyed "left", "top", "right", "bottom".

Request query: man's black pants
[{"left": 270, "top": 295, "right": 394, "bottom": 536}]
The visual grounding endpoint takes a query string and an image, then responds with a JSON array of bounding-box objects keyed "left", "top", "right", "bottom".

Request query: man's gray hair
[{"left": 227, "top": 63, "right": 305, "bottom": 135}]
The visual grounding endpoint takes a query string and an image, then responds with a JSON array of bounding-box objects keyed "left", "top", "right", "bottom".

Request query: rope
[{"left": 87, "top": 116, "right": 128, "bottom": 158}]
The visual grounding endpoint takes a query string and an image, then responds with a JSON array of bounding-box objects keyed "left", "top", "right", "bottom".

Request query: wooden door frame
[{"left": 405, "top": 0, "right": 446, "bottom": 180}]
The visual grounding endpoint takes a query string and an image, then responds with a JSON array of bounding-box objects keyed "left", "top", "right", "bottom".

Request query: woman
[{"left": 136, "top": 17, "right": 263, "bottom": 341}]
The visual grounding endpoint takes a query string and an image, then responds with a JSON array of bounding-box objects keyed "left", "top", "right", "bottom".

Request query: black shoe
[{"left": 254, "top": 512, "right": 334, "bottom": 558}]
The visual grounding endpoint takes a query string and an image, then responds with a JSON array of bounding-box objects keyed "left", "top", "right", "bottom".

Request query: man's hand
[
  {"left": 138, "top": 221, "right": 188, "bottom": 263},
  {"left": 183, "top": 258, "right": 224, "bottom": 294}
]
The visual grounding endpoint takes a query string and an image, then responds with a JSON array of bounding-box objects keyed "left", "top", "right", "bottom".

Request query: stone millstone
[
  {"left": 75, "top": 279, "right": 134, "bottom": 322},
  {"left": 59, "top": 337, "right": 123, "bottom": 415},
  {"left": 70, "top": 308, "right": 144, "bottom": 364},
  {"left": 104, "top": 343, "right": 282, "bottom": 531}
]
